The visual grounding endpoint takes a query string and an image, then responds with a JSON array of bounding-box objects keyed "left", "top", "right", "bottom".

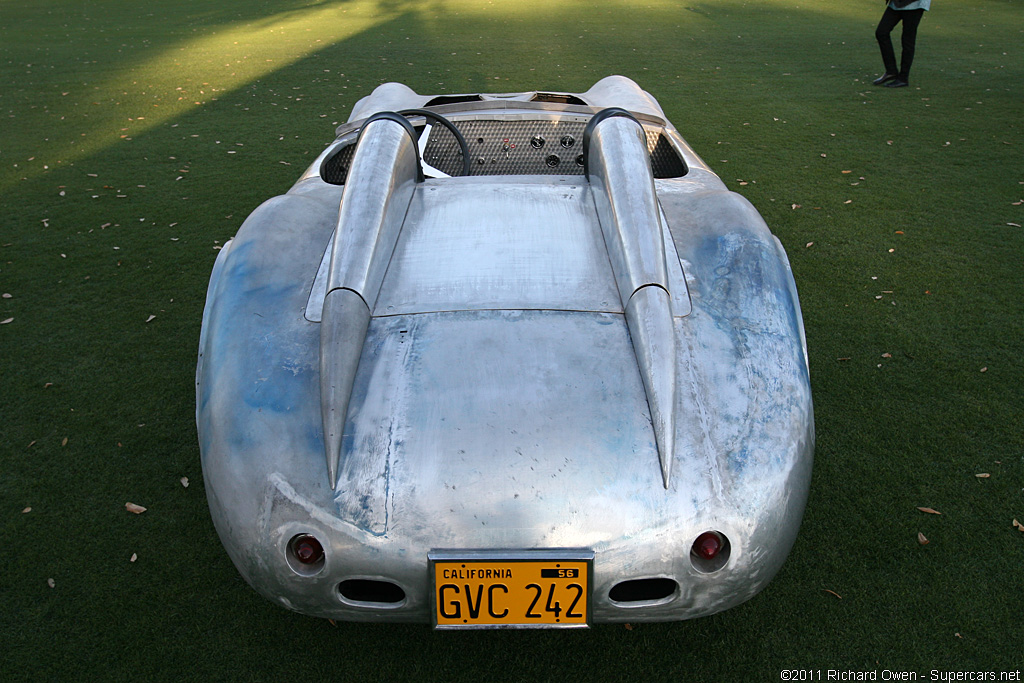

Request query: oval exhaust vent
[
  {"left": 608, "top": 578, "right": 678, "bottom": 604},
  {"left": 338, "top": 579, "right": 406, "bottom": 605}
]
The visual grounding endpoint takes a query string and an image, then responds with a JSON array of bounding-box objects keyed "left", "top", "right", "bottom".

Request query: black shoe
[
  {"left": 884, "top": 79, "right": 908, "bottom": 88},
  {"left": 873, "top": 73, "right": 898, "bottom": 85}
]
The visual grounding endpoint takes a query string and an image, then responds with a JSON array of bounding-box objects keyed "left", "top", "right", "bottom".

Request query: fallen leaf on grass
[
  {"left": 805, "top": 242, "right": 813, "bottom": 248},
  {"left": 881, "top": 353, "right": 892, "bottom": 358},
  {"left": 823, "top": 589, "right": 842, "bottom": 599},
  {"left": 180, "top": 477, "right": 189, "bottom": 488},
  {"left": 22, "top": 507, "right": 31, "bottom": 514},
  {"left": 1013, "top": 519, "right": 1023, "bottom": 532},
  {"left": 61, "top": 437, "right": 68, "bottom": 447},
  {"left": 130, "top": 553, "right": 138, "bottom": 563},
  {"left": 624, "top": 623, "right": 634, "bottom": 630},
  {"left": 980, "top": 367, "right": 987, "bottom": 373},
  {"left": 1, "top": 318, "right": 13, "bottom": 325},
  {"left": 145, "top": 315, "right": 156, "bottom": 323},
  {"left": 791, "top": 204, "right": 801, "bottom": 210},
  {"left": 918, "top": 532, "right": 929, "bottom": 545},
  {"left": 47, "top": 578, "right": 55, "bottom": 588},
  {"left": 975, "top": 473, "right": 990, "bottom": 478},
  {"left": 917, "top": 507, "right": 941, "bottom": 515},
  {"left": 125, "top": 502, "right": 147, "bottom": 514}
]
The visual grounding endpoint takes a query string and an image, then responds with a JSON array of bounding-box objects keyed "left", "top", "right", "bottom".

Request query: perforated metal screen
[{"left": 321, "top": 119, "right": 686, "bottom": 184}]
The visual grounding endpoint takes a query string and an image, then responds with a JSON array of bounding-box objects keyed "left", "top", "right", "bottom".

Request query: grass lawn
[{"left": 1, "top": 0, "right": 1021, "bottom": 679}]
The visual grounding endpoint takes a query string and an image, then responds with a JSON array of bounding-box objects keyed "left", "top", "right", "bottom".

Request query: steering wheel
[{"left": 398, "top": 108, "right": 471, "bottom": 177}]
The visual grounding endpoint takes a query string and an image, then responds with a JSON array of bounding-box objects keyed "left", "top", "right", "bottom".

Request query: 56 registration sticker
[{"left": 429, "top": 550, "right": 593, "bottom": 629}]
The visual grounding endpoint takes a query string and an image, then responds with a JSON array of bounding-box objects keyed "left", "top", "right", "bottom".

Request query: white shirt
[{"left": 890, "top": 0, "right": 930, "bottom": 10}]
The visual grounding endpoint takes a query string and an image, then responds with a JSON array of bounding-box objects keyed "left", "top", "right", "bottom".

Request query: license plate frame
[{"left": 429, "top": 549, "right": 594, "bottom": 630}]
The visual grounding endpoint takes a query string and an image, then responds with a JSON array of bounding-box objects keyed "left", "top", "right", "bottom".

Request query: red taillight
[
  {"left": 292, "top": 534, "right": 324, "bottom": 565},
  {"left": 693, "top": 531, "right": 723, "bottom": 560}
]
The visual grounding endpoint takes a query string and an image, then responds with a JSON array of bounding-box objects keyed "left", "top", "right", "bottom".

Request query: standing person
[{"left": 873, "top": 0, "right": 931, "bottom": 88}]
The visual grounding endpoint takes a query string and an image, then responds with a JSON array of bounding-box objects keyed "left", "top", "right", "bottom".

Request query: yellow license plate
[{"left": 430, "top": 551, "right": 593, "bottom": 629}]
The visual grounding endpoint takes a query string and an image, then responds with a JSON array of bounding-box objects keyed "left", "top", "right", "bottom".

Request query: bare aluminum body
[{"left": 196, "top": 76, "right": 813, "bottom": 623}]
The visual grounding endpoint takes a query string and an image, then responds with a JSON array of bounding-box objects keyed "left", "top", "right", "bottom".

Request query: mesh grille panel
[
  {"left": 320, "top": 119, "right": 687, "bottom": 184},
  {"left": 426, "top": 119, "right": 588, "bottom": 176},
  {"left": 647, "top": 131, "right": 687, "bottom": 179},
  {"left": 321, "top": 144, "right": 355, "bottom": 185}
]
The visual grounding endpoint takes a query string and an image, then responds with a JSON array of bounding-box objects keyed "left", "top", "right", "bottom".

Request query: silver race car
[{"left": 196, "top": 76, "right": 813, "bottom": 628}]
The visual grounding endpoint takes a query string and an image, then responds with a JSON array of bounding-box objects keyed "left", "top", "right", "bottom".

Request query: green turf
[{"left": 1, "top": 0, "right": 1021, "bottom": 679}]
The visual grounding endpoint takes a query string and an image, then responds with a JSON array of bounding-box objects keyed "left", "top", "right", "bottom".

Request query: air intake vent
[
  {"left": 531, "top": 93, "right": 588, "bottom": 105},
  {"left": 424, "top": 94, "right": 484, "bottom": 107},
  {"left": 608, "top": 578, "right": 678, "bottom": 604},
  {"left": 648, "top": 133, "right": 687, "bottom": 179},
  {"left": 321, "top": 143, "right": 355, "bottom": 185},
  {"left": 338, "top": 579, "right": 406, "bottom": 605}
]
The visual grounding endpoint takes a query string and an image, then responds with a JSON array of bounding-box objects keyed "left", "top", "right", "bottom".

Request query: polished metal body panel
[
  {"left": 588, "top": 116, "right": 671, "bottom": 301},
  {"left": 320, "top": 117, "right": 422, "bottom": 487},
  {"left": 587, "top": 113, "right": 677, "bottom": 485},
  {"left": 377, "top": 178, "right": 619, "bottom": 315},
  {"left": 305, "top": 178, "right": 693, "bottom": 321},
  {"left": 325, "top": 118, "right": 418, "bottom": 303},
  {"left": 197, "top": 76, "right": 813, "bottom": 625}
]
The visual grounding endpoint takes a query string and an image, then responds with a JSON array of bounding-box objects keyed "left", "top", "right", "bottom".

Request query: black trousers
[{"left": 875, "top": 7, "right": 925, "bottom": 81}]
